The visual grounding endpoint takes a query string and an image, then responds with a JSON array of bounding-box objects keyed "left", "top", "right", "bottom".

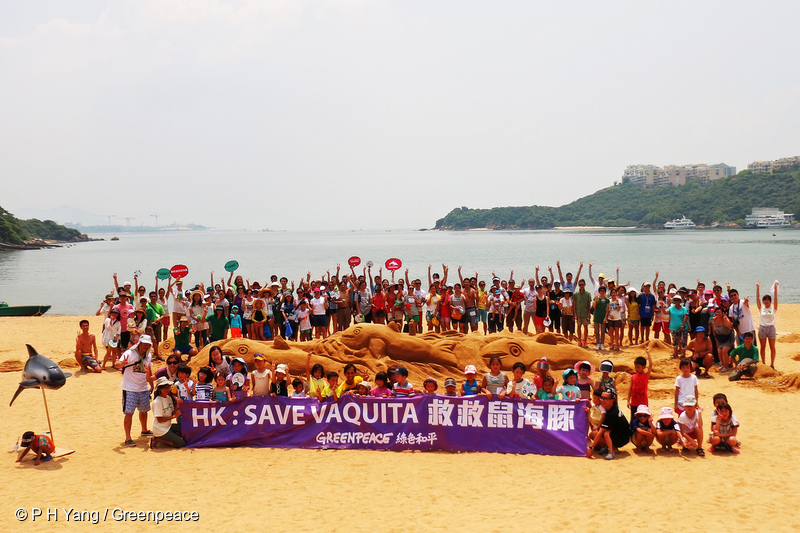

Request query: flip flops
[
  {"left": 124, "top": 439, "right": 136, "bottom": 447},
  {"left": 140, "top": 430, "right": 153, "bottom": 436},
  {"left": 696, "top": 448, "right": 705, "bottom": 457}
]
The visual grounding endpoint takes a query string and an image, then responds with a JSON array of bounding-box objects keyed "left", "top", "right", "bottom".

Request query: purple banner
[{"left": 181, "top": 396, "right": 588, "bottom": 456}]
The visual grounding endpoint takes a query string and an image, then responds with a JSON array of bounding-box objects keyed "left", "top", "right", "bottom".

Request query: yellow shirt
[{"left": 336, "top": 376, "right": 363, "bottom": 396}]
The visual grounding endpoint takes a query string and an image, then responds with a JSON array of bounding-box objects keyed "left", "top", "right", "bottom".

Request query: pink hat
[
  {"left": 573, "top": 360, "right": 596, "bottom": 374},
  {"left": 635, "top": 405, "right": 651, "bottom": 417},
  {"left": 658, "top": 406, "right": 675, "bottom": 420},
  {"left": 464, "top": 365, "right": 477, "bottom": 375}
]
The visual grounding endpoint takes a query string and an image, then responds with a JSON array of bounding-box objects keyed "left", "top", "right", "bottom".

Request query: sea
[{"left": 1, "top": 228, "right": 797, "bottom": 315}]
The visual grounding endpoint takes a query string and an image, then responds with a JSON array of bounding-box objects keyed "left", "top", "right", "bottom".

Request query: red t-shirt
[{"left": 630, "top": 372, "right": 649, "bottom": 405}]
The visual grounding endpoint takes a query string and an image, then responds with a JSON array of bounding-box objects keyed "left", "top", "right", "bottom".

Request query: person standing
[{"left": 114, "top": 335, "right": 154, "bottom": 447}]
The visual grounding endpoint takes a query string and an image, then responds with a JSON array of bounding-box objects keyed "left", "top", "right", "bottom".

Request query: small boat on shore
[
  {"left": 0, "top": 303, "right": 51, "bottom": 316},
  {"left": 663, "top": 216, "right": 696, "bottom": 229}
]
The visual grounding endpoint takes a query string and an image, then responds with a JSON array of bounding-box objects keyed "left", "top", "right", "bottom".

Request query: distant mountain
[
  {"left": 13, "top": 205, "right": 105, "bottom": 226},
  {"left": 0, "top": 206, "right": 87, "bottom": 245},
  {"left": 434, "top": 169, "right": 800, "bottom": 230}
]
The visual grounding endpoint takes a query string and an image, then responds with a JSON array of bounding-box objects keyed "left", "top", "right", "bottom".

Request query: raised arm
[
  {"left": 556, "top": 261, "right": 564, "bottom": 284},
  {"left": 441, "top": 264, "right": 449, "bottom": 285},
  {"left": 756, "top": 282, "right": 761, "bottom": 310},
  {"left": 457, "top": 266, "right": 464, "bottom": 285},
  {"left": 774, "top": 280, "right": 779, "bottom": 310},
  {"left": 574, "top": 262, "right": 583, "bottom": 283},
  {"left": 588, "top": 263, "right": 595, "bottom": 285},
  {"left": 428, "top": 264, "right": 432, "bottom": 287}
]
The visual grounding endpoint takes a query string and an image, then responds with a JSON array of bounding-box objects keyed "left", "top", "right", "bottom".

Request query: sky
[{"left": 2, "top": 1, "right": 799, "bottom": 231}]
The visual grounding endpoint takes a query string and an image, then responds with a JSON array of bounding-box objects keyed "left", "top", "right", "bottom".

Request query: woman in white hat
[{"left": 150, "top": 376, "right": 184, "bottom": 449}]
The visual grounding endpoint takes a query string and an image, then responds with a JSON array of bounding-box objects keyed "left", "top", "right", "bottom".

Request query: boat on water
[
  {"left": 0, "top": 303, "right": 51, "bottom": 316},
  {"left": 744, "top": 208, "right": 794, "bottom": 229},
  {"left": 748, "top": 215, "right": 792, "bottom": 229},
  {"left": 663, "top": 216, "right": 696, "bottom": 229}
]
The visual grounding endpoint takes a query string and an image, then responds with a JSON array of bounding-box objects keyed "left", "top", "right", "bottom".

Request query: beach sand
[{"left": 3, "top": 309, "right": 800, "bottom": 532}]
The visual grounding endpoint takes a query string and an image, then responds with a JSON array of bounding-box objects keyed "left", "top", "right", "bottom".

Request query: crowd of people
[
  {"left": 88, "top": 262, "right": 780, "bottom": 374},
  {"left": 71, "top": 261, "right": 770, "bottom": 458}
]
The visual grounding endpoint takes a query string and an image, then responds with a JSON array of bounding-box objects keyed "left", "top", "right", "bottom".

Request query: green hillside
[
  {"left": 0, "top": 206, "right": 85, "bottom": 244},
  {"left": 434, "top": 169, "right": 800, "bottom": 229}
]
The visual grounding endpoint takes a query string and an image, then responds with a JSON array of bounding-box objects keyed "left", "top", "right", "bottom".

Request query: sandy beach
[{"left": 3, "top": 309, "right": 800, "bottom": 532}]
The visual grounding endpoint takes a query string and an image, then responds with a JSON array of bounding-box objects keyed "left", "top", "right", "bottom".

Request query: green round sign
[
  {"left": 224, "top": 260, "right": 239, "bottom": 273},
  {"left": 156, "top": 268, "right": 171, "bottom": 280}
]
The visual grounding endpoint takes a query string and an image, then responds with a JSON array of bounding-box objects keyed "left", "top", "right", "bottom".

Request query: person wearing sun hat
[
  {"left": 150, "top": 376, "right": 184, "bottom": 449},
  {"left": 115, "top": 334, "right": 154, "bottom": 446},
  {"left": 462, "top": 365, "right": 480, "bottom": 396},
  {"left": 655, "top": 406, "right": 679, "bottom": 450},
  {"left": 677, "top": 395, "right": 705, "bottom": 456},
  {"left": 631, "top": 405, "right": 656, "bottom": 452}
]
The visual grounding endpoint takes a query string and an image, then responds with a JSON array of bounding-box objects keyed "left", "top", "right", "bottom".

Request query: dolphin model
[{"left": 9, "top": 345, "right": 72, "bottom": 406}]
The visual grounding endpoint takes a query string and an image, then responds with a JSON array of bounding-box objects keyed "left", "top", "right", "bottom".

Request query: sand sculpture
[{"left": 164, "top": 323, "right": 624, "bottom": 384}]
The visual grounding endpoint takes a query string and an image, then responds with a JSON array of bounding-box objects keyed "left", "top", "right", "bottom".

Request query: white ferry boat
[
  {"left": 663, "top": 216, "right": 696, "bottom": 229},
  {"left": 744, "top": 208, "right": 794, "bottom": 229},
  {"left": 754, "top": 215, "right": 791, "bottom": 228}
]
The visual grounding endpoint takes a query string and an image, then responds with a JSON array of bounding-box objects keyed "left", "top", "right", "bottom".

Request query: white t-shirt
[
  {"left": 119, "top": 346, "right": 152, "bottom": 392},
  {"left": 521, "top": 287, "right": 537, "bottom": 313},
  {"left": 171, "top": 287, "right": 187, "bottom": 314},
  {"left": 310, "top": 297, "right": 326, "bottom": 316},
  {"left": 759, "top": 305, "right": 776, "bottom": 327},
  {"left": 729, "top": 301, "right": 755, "bottom": 333},
  {"left": 506, "top": 378, "right": 537, "bottom": 399},
  {"left": 678, "top": 409, "right": 700, "bottom": 432},
  {"left": 152, "top": 395, "right": 175, "bottom": 437},
  {"left": 674, "top": 374, "right": 699, "bottom": 407}
]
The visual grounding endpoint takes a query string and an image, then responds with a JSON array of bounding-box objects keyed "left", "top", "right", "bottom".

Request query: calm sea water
[{"left": 0, "top": 228, "right": 797, "bottom": 315}]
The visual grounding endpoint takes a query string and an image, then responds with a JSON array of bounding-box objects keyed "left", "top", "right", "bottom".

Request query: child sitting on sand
[
  {"left": 655, "top": 406, "right": 679, "bottom": 450},
  {"left": 194, "top": 367, "right": 214, "bottom": 401},
  {"left": 213, "top": 371, "right": 232, "bottom": 402},
  {"left": 370, "top": 372, "right": 393, "bottom": 398},
  {"left": 557, "top": 369, "right": 581, "bottom": 400},
  {"left": 506, "top": 362, "right": 536, "bottom": 399},
  {"left": 631, "top": 405, "right": 655, "bottom": 452},
  {"left": 677, "top": 395, "right": 704, "bottom": 456},
  {"left": 481, "top": 356, "right": 508, "bottom": 398},
  {"left": 75, "top": 319, "right": 101, "bottom": 373},
  {"left": 16, "top": 431, "right": 54, "bottom": 465},
  {"left": 709, "top": 402, "right": 739, "bottom": 453}
]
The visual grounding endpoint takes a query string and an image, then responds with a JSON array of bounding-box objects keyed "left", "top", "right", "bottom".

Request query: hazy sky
[{"left": 2, "top": 1, "right": 799, "bottom": 230}]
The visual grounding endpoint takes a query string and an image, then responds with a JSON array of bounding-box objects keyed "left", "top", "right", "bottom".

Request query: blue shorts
[
  {"left": 478, "top": 309, "right": 488, "bottom": 323},
  {"left": 311, "top": 314, "right": 326, "bottom": 328},
  {"left": 122, "top": 390, "right": 151, "bottom": 414},
  {"left": 175, "top": 345, "right": 193, "bottom": 355}
]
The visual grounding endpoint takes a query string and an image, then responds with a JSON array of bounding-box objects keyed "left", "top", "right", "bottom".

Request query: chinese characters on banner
[{"left": 182, "top": 395, "right": 587, "bottom": 456}]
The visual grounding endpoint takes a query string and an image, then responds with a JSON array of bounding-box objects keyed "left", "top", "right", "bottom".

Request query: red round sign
[
  {"left": 170, "top": 264, "right": 189, "bottom": 278},
  {"left": 348, "top": 256, "right": 361, "bottom": 267},
  {"left": 385, "top": 258, "right": 402, "bottom": 271}
]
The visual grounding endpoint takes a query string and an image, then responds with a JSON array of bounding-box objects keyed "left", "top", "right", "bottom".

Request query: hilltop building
[
  {"left": 747, "top": 156, "right": 800, "bottom": 174},
  {"left": 623, "top": 163, "right": 736, "bottom": 188}
]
